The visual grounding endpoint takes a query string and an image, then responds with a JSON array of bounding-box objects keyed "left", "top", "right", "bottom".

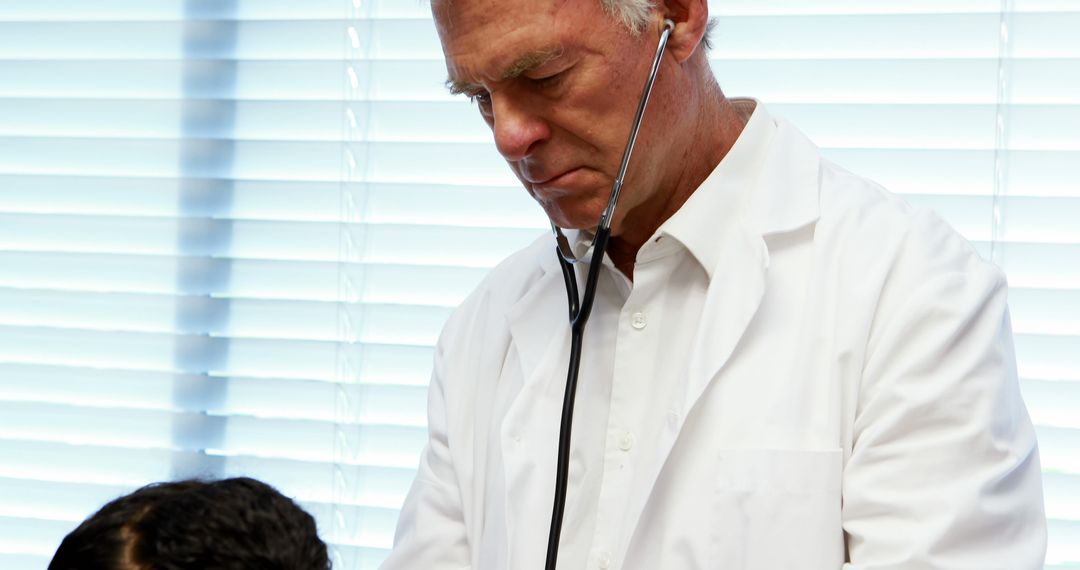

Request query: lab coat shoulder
[
  {"left": 435, "top": 231, "right": 553, "bottom": 406},
  {"left": 815, "top": 157, "right": 998, "bottom": 288},
  {"left": 440, "top": 232, "right": 552, "bottom": 357},
  {"left": 433, "top": 231, "right": 552, "bottom": 458},
  {"left": 435, "top": 230, "right": 553, "bottom": 460},
  {"left": 381, "top": 234, "right": 551, "bottom": 570},
  {"left": 810, "top": 161, "right": 1047, "bottom": 568},
  {"left": 811, "top": 158, "right": 1015, "bottom": 374}
]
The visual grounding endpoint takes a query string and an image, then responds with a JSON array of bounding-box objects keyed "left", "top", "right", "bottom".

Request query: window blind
[
  {"left": 0, "top": 2, "right": 527, "bottom": 569},
  {"left": 0, "top": 1, "right": 1075, "bottom": 570}
]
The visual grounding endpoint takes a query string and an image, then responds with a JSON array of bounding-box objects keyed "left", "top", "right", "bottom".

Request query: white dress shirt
[
  {"left": 555, "top": 98, "right": 776, "bottom": 569},
  {"left": 381, "top": 100, "right": 1046, "bottom": 570}
]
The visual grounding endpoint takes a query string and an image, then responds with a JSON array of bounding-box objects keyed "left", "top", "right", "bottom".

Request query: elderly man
[{"left": 383, "top": 0, "right": 1047, "bottom": 568}]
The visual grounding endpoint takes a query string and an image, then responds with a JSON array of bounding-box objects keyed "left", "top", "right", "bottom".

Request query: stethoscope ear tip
[{"left": 662, "top": 19, "right": 675, "bottom": 33}]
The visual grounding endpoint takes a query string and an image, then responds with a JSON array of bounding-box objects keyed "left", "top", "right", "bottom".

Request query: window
[
  {"left": 0, "top": 2, "right": 517, "bottom": 568},
  {"left": 0, "top": 1, "right": 1075, "bottom": 569}
]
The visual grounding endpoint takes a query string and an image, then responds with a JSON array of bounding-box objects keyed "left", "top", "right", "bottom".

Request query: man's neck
[{"left": 606, "top": 94, "right": 750, "bottom": 280}]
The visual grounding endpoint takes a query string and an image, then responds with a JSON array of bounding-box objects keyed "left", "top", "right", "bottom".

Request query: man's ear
[{"left": 658, "top": 0, "right": 709, "bottom": 63}]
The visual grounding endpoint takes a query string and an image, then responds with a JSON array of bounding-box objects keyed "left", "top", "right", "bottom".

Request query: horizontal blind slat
[
  {"left": 0, "top": 288, "right": 454, "bottom": 341},
  {"left": 1014, "top": 334, "right": 1080, "bottom": 382},
  {"left": 0, "top": 61, "right": 352, "bottom": 99},
  {"left": 0, "top": 177, "right": 547, "bottom": 225},
  {"left": 0, "top": 21, "right": 355, "bottom": 60},
  {"left": 1047, "top": 519, "right": 1080, "bottom": 566},
  {"left": 0, "top": 325, "right": 435, "bottom": 381},
  {"left": 0, "top": 215, "right": 543, "bottom": 265},
  {"left": 0, "top": 0, "right": 346, "bottom": 21},
  {"left": 0, "top": 99, "right": 353, "bottom": 141},
  {"left": 0, "top": 439, "right": 418, "bottom": 506},
  {"left": 0, "top": 402, "right": 427, "bottom": 465},
  {"left": 1036, "top": 426, "right": 1080, "bottom": 475},
  {"left": 0, "top": 252, "right": 489, "bottom": 304},
  {"left": 0, "top": 363, "right": 429, "bottom": 420}
]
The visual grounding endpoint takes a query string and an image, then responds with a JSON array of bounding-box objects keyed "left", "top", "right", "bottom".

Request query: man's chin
[
  {"left": 538, "top": 199, "right": 608, "bottom": 233},
  {"left": 545, "top": 212, "right": 602, "bottom": 233}
]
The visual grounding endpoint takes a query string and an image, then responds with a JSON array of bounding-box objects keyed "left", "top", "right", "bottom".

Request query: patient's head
[{"left": 48, "top": 477, "right": 330, "bottom": 570}]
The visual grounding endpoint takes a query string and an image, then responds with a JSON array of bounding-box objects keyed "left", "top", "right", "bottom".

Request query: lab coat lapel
[
  {"left": 681, "top": 117, "right": 821, "bottom": 406},
  {"left": 682, "top": 228, "right": 770, "bottom": 411},
  {"left": 676, "top": 117, "right": 822, "bottom": 421},
  {"left": 501, "top": 251, "right": 574, "bottom": 568},
  {"left": 620, "top": 116, "right": 822, "bottom": 542},
  {"left": 506, "top": 258, "right": 567, "bottom": 390}
]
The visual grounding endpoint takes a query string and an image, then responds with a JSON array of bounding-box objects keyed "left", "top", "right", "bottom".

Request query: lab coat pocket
[{"left": 713, "top": 448, "right": 845, "bottom": 569}]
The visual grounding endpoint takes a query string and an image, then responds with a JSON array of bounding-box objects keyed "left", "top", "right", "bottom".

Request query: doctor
[{"left": 383, "top": 0, "right": 1047, "bottom": 568}]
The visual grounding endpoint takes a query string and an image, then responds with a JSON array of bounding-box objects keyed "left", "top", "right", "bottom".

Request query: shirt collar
[
  {"left": 561, "top": 98, "right": 778, "bottom": 278},
  {"left": 651, "top": 98, "right": 776, "bottom": 280}
]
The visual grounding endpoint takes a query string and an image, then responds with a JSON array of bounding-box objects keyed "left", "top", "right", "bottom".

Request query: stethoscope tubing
[{"left": 544, "top": 19, "right": 676, "bottom": 570}]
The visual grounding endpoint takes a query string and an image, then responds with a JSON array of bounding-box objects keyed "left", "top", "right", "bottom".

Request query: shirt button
[
  {"left": 598, "top": 552, "right": 611, "bottom": 569},
  {"left": 618, "top": 431, "right": 634, "bottom": 451},
  {"left": 630, "top": 311, "right": 647, "bottom": 330}
]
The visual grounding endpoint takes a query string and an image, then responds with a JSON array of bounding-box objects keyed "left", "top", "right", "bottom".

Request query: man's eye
[
  {"left": 531, "top": 72, "right": 564, "bottom": 90},
  {"left": 469, "top": 91, "right": 492, "bottom": 107}
]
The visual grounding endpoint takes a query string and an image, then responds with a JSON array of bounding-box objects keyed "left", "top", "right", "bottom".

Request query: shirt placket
[{"left": 586, "top": 261, "right": 662, "bottom": 570}]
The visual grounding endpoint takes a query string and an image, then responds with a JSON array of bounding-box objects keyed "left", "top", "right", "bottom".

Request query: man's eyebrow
[
  {"left": 499, "top": 47, "right": 563, "bottom": 80},
  {"left": 446, "top": 77, "right": 481, "bottom": 96},
  {"left": 445, "top": 47, "right": 564, "bottom": 96}
]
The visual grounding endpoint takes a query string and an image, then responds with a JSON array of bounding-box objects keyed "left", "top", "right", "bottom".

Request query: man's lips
[{"left": 527, "top": 167, "right": 583, "bottom": 187}]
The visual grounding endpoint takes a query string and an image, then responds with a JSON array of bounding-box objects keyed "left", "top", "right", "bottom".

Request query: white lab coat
[{"left": 382, "top": 114, "right": 1046, "bottom": 569}]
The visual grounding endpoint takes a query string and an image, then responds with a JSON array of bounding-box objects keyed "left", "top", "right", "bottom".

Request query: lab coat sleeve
[
  {"left": 841, "top": 213, "right": 1047, "bottom": 569},
  {"left": 380, "top": 337, "right": 471, "bottom": 570}
]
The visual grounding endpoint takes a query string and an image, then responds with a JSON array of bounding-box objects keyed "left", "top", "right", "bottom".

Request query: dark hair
[{"left": 48, "top": 477, "right": 330, "bottom": 570}]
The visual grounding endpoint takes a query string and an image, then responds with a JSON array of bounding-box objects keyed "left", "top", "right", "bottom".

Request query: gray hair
[
  {"left": 600, "top": 0, "right": 654, "bottom": 34},
  {"left": 600, "top": 0, "right": 716, "bottom": 51}
]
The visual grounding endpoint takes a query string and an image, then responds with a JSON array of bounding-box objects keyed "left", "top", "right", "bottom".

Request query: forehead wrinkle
[{"left": 445, "top": 46, "right": 564, "bottom": 95}]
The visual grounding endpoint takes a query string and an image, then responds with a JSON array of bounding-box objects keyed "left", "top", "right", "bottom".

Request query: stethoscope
[{"left": 544, "top": 18, "right": 675, "bottom": 570}]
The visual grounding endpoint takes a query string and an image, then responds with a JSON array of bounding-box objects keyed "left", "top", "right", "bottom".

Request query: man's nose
[{"left": 491, "top": 93, "right": 549, "bottom": 162}]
